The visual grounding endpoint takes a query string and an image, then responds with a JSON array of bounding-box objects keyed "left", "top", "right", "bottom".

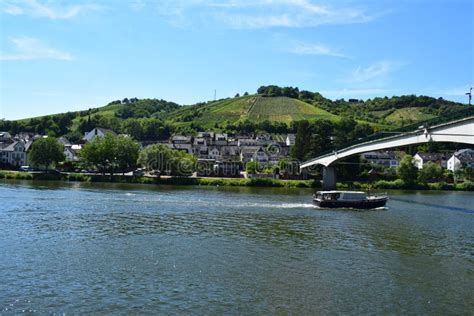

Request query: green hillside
[
  {"left": 2, "top": 85, "right": 468, "bottom": 141},
  {"left": 383, "top": 107, "right": 437, "bottom": 125},
  {"left": 168, "top": 95, "right": 339, "bottom": 128}
]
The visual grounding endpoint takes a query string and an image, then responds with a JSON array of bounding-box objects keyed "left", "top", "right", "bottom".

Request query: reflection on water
[{"left": 0, "top": 181, "right": 473, "bottom": 314}]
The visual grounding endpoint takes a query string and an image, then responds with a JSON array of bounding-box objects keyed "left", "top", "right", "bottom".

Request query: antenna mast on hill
[
  {"left": 466, "top": 87, "right": 472, "bottom": 105},
  {"left": 214, "top": 89, "right": 217, "bottom": 101}
]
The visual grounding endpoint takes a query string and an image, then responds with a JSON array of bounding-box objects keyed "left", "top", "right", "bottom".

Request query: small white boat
[{"left": 313, "top": 191, "right": 388, "bottom": 209}]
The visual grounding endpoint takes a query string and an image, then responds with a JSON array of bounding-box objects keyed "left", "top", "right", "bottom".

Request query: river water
[{"left": 0, "top": 181, "right": 473, "bottom": 314}]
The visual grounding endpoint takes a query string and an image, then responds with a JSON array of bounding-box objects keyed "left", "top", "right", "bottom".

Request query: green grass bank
[{"left": 1, "top": 171, "right": 473, "bottom": 191}]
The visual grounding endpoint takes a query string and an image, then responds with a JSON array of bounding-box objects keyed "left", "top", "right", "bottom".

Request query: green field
[
  {"left": 167, "top": 95, "right": 340, "bottom": 127},
  {"left": 384, "top": 107, "right": 437, "bottom": 125},
  {"left": 247, "top": 97, "right": 339, "bottom": 123}
]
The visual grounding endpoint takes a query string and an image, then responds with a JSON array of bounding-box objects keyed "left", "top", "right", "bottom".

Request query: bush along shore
[
  {"left": 0, "top": 171, "right": 318, "bottom": 188},
  {"left": 0, "top": 171, "right": 473, "bottom": 191}
]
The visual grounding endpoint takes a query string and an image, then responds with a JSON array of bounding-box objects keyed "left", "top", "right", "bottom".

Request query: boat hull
[{"left": 313, "top": 197, "right": 388, "bottom": 209}]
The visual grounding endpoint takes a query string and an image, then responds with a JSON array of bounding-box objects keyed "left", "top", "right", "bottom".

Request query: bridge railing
[{"left": 310, "top": 107, "right": 474, "bottom": 160}]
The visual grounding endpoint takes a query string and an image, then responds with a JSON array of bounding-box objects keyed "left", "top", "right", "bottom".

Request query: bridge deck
[{"left": 301, "top": 111, "right": 474, "bottom": 169}]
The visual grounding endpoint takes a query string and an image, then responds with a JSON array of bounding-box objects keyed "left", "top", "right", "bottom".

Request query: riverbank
[
  {"left": 0, "top": 170, "right": 472, "bottom": 191},
  {"left": 341, "top": 179, "right": 474, "bottom": 191},
  {"left": 0, "top": 170, "right": 317, "bottom": 188}
]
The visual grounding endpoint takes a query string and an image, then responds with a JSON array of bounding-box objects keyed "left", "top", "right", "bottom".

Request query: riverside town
[{"left": 1, "top": 115, "right": 474, "bottom": 190}]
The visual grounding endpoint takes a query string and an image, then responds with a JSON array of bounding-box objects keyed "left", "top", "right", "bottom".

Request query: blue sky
[{"left": 1, "top": 0, "right": 473, "bottom": 120}]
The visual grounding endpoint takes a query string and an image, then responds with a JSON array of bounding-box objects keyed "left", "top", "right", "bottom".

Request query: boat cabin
[{"left": 316, "top": 191, "right": 367, "bottom": 201}]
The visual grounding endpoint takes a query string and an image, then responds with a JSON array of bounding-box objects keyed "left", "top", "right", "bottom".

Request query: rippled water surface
[{"left": 1, "top": 181, "right": 473, "bottom": 314}]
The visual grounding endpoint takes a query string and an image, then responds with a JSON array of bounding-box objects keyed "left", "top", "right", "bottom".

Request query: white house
[
  {"left": 214, "top": 133, "right": 228, "bottom": 143},
  {"left": 194, "top": 137, "right": 208, "bottom": 147},
  {"left": 286, "top": 134, "right": 296, "bottom": 146},
  {"left": 361, "top": 151, "right": 401, "bottom": 168},
  {"left": 252, "top": 147, "right": 270, "bottom": 163},
  {"left": 0, "top": 140, "right": 27, "bottom": 167},
  {"left": 64, "top": 146, "right": 79, "bottom": 162},
  {"left": 413, "top": 152, "right": 449, "bottom": 169},
  {"left": 83, "top": 128, "right": 117, "bottom": 142},
  {"left": 447, "top": 149, "right": 474, "bottom": 172},
  {"left": 240, "top": 147, "right": 269, "bottom": 164},
  {"left": 208, "top": 147, "right": 221, "bottom": 160}
]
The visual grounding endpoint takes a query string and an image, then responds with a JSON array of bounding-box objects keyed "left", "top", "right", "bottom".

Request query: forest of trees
[{"left": 290, "top": 118, "right": 374, "bottom": 161}]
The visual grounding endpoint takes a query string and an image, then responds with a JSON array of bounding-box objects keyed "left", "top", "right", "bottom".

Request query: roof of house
[
  {"left": 96, "top": 127, "right": 117, "bottom": 136},
  {"left": 0, "top": 142, "right": 12, "bottom": 150},
  {"left": 362, "top": 151, "right": 399, "bottom": 160},
  {"left": 25, "top": 140, "right": 34, "bottom": 151},
  {"left": 58, "top": 137, "right": 71, "bottom": 146},
  {"left": 197, "top": 132, "right": 215, "bottom": 138},
  {"left": 2, "top": 141, "right": 23, "bottom": 152},
  {"left": 238, "top": 139, "right": 260, "bottom": 146},
  {"left": 240, "top": 147, "right": 266, "bottom": 158},
  {"left": 453, "top": 148, "right": 474, "bottom": 163},
  {"left": 171, "top": 135, "right": 192, "bottom": 142},
  {"left": 416, "top": 152, "right": 450, "bottom": 161},
  {"left": 65, "top": 146, "right": 77, "bottom": 154},
  {"left": 454, "top": 148, "right": 474, "bottom": 156},
  {"left": 194, "top": 137, "right": 207, "bottom": 143}
]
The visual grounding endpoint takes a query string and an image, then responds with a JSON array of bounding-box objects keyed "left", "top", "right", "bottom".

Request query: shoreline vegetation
[{"left": 1, "top": 171, "right": 473, "bottom": 191}]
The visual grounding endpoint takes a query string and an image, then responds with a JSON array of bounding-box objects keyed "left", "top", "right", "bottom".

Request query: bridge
[{"left": 301, "top": 109, "right": 474, "bottom": 190}]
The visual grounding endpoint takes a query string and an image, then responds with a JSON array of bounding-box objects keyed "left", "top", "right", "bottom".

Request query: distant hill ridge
[{"left": 1, "top": 85, "right": 468, "bottom": 139}]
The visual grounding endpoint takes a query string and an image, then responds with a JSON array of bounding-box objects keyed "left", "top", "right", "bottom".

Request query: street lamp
[{"left": 466, "top": 87, "right": 473, "bottom": 105}]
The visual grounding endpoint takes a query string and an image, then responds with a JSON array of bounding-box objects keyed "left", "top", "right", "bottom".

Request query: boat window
[{"left": 343, "top": 193, "right": 366, "bottom": 200}]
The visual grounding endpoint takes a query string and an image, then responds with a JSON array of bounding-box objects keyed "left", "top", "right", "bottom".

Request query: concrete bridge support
[{"left": 323, "top": 166, "right": 337, "bottom": 190}]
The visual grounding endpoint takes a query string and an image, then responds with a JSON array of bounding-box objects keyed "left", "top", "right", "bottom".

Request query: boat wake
[
  {"left": 240, "top": 203, "right": 316, "bottom": 209},
  {"left": 390, "top": 197, "right": 474, "bottom": 214}
]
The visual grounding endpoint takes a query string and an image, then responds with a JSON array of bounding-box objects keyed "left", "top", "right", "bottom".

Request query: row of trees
[
  {"left": 80, "top": 134, "right": 140, "bottom": 174},
  {"left": 257, "top": 85, "right": 300, "bottom": 98},
  {"left": 290, "top": 118, "right": 375, "bottom": 161},
  {"left": 0, "top": 112, "right": 76, "bottom": 136},
  {"left": 27, "top": 134, "right": 196, "bottom": 176},
  {"left": 114, "top": 99, "right": 180, "bottom": 119},
  {"left": 397, "top": 155, "right": 473, "bottom": 185}
]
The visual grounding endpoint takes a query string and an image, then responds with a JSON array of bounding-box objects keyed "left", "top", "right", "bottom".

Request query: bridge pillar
[{"left": 323, "top": 166, "right": 337, "bottom": 190}]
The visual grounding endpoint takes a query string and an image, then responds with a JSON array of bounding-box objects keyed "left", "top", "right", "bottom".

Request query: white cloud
[
  {"left": 289, "top": 42, "right": 346, "bottom": 58},
  {"left": 1, "top": 0, "right": 101, "bottom": 19},
  {"left": 347, "top": 61, "right": 399, "bottom": 83},
  {"left": 130, "top": 0, "right": 146, "bottom": 11},
  {"left": 0, "top": 37, "right": 73, "bottom": 61},
  {"left": 2, "top": 3, "right": 23, "bottom": 15},
  {"left": 152, "top": 0, "right": 376, "bottom": 29}
]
